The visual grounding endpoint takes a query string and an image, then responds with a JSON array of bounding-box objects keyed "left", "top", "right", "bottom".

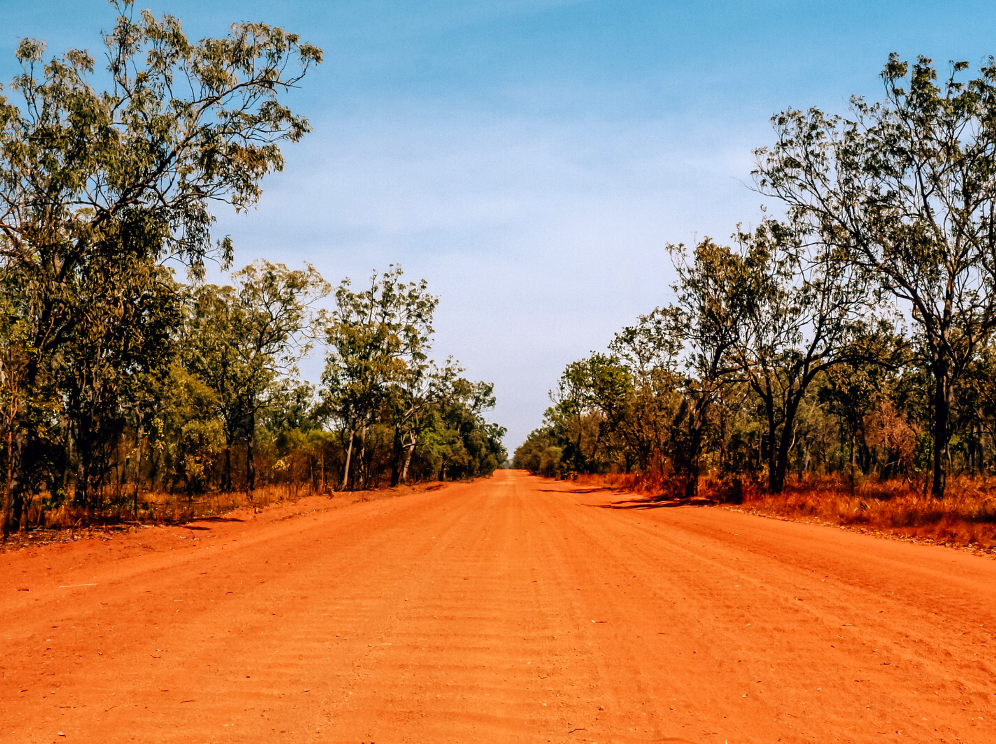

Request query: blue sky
[{"left": 4, "top": 1, "right": 996, "bottom": 450}]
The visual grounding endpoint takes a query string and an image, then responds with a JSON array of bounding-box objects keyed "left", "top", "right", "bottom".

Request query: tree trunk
[
  {"left": 770, "top": 391, "right": 806, "bottom": 495},
  {"left": 133, "top": 427, "right": 145, "bottom": 518},
  {"left": 357, "top": 423, "right": 368, "bottom": 490},
  {"left": 769, "top": 438, "right": 783, "bottom": 494},
  {"left": 2, "top": 430, "right": 13, "bottom": 541},
  {"left": 76, "top": 456, "right": 88, "bottom": 511},
  {"left": 222, "top": 445, "right": 232, "bottom": 492},
  {"left": 246, "top": 409, "right": 257, "bottom": 500},
  {"left": 763, "top": 400, "right": 779, "bottom": 494},
  {"left": 401, "top": 443, "right": 415, "bottom": 484},
  {"left": 341, "top": 430, "right": 354, "bottom": 491},
  {"left": 390, "top": 426, "right": 404, "bottom": 487},
  {"left": 685, "top": 400, "right": 706, "bottom": 498},
  {"left": 931, "top": 367, "right": 952, "bottom": 499},
  {"left": 772, "top": 430, "right": 791, "bottom": 495},
  {"left": 849, "top": 426, "right": 857, "bottom": 496}
]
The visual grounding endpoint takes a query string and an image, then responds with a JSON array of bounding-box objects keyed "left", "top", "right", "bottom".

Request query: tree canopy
[
  {"left": 518, "top": 55, "right": 996, "bottom": 501},
  {"left": 0, "top": 4, "right": 505, "bottom": 535}
]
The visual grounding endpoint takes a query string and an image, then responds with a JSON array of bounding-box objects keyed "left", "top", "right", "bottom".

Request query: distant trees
[
  {"left": 186, "top": 261, "right": 329, "bottom": 496},
  {"left": 517, "top": 55, "right": 996, "bottom": 501},
  {"left": 319, "top": 267, "right": 504, "bottom": 491},
  {"left": 0, "top": 254, "right": 506, "bottom": 533},
  {"left": 320, "top": 267, "right": 435, "bottom": 490}
]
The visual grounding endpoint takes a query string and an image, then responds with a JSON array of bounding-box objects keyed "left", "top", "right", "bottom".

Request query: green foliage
[
  {"left": 520, "top": 55, "right": 996, "bottom": 501},
  {"left": 148, "top": 363, "right": 225, "bottom": 497},
  {"left": 0, "top": 7, "right": 505, "bottom": 533},
  {"left": 185, "top": 260, "right": 328, "bottom": 492},
  {"left": 755, "top": 55, "right": 996, "bottom": 497},
  {"left": 0, "top": 1, "right": 323, "bottom": 532}
]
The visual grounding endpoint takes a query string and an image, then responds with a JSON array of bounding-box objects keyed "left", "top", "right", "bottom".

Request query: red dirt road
[{"left": 2, "top": 470, "right": 995, "bottom": 744}]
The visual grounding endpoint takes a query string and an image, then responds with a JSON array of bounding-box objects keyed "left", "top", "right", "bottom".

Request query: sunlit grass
[
  {"left": 570, "top": 471, "right": 996, "bottom": 551},
  {"left": 22, "top": 483, "right": 320, "bottom": 532},
  {"left": 737, "top": 475, "right": 996, "bottom": 551}
]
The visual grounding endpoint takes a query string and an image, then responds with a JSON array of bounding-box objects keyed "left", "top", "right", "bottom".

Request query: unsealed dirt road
[{"left": 2, "top": 470, "right": 995, "bottom": 743}]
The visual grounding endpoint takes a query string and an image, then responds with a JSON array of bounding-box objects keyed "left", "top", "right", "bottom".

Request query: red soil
[{"left": 1, "top": 470, "right": 994, "bottom": 743}]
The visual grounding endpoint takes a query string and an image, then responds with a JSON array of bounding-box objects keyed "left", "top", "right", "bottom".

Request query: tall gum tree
[
  {"left": 755, "top": 55, "right": 996, "bottom": 498},
  {"left": 726, "top": 220, "right": 872, "bottom": 494},
  {"left": 185, "top": 261, "right": 328, "bottom": 496},
  {"left": 0, "top": 1, "right": 321, "bottom": 531},
  {"left": 321, "top": 267, "right": 436, "bottom": 491},
  {"left": 657, "top": 238, "right": 746, "bottom": 496}
]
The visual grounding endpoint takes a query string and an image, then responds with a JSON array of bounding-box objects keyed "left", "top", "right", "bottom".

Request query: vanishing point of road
[{"left": 2, "top": 470, "right": 994, "bottom": 743}]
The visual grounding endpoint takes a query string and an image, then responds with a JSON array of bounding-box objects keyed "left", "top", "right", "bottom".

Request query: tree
[
  {"left": 423, "top": 379, "right": 506, "bottom": 480},
  {"left": 186, "top": 261, "right": 328, "bottom": 496},
  {"left": 60, "top": 257, "right": 181, "bottom": 513},
  {"left": 147, "top": 362, "right": 225, "bottom": 500},
  {"left": 0, "top": 1, "right": 321, "bottom": 530},
  {"left": 724, "top": 220, "right": 871, "bottom": 493},
  {"left": 755, "top": 55, "right": 996, "bottom": 498},
  {"left": 389, "top": 359, "right": 460, "bottom": 486},
  {"left": 547, "top": 357, "right": 613, "bottom": 474},
  {"left": 0, "top": 266, "right": 32, "bottom": 536},
  {"left": 656, "top": 238, "right": 746, "bottom": 495},
  {"left": 321, "top": 267, "right": 436, "bottom": 490}
]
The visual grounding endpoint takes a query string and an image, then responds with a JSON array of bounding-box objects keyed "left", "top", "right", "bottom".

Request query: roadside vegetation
[
  {"left": 516, "top": 55, "right": 996, "bottom": 550},
  {"left": 0, "top": 2, "right": 505, "bottom": 538}
]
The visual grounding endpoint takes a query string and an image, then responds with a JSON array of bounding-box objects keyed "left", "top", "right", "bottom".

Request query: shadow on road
[
  {"left": 537, "top": 484, "right": 722, "bottom": 510},
  {"left": 598, "top": 496, "right": 719, "bottom": 510},
  {"left": 537, "top": 487, "right": 609, "bottom": 494},
  {"left": 186, "top": 516, "right": 246, "bottom": 528}
]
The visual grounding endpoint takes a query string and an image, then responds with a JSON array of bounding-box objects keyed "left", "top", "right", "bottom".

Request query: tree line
[
  {"left": 516, "top": 55, "right": 996, "bottom": 502},
  {"left": 0, "top": 3, "right": 505, "bottom": 535}
]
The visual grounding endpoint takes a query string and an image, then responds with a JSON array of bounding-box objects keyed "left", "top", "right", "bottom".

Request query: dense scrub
[
  {"left": 0, "top": 4, "right": 504, "bottom": 535},
  {"left": 517, "top": 55, "right": 996, "bottom": 531}
]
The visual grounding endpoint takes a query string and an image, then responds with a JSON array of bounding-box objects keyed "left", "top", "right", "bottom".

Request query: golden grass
[
  {"left": 568, "top": 471, "right": 996, "bottom": 553},
  {"left": 9, "top": 479, "right": 445, "bottom": 544},
  {"left": 20, "top": 483, "right": 324, "bottom": 532},
  {"left": 736, "top": 475, "right": 996, "bottom": 552}
]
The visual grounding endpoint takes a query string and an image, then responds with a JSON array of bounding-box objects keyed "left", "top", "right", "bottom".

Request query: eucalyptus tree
[
  {"left": 726, "top": 219, "right": 871, "bottom": 494},
  {"left": 389, "top": 359, "right": 460, "bottom": 486},
  {"left": 817, "top": 330, "right": 907, "bottom": 487},
  {"left": 0, "top": 268, "right": 31, "bottom": 535},
  {"left": 425, "top": 378, "right": 506, "bottom": 480},
  {"left": 0, "top": 0, "right": 321, "bottom": 529},
  {"left": 609, "top": 311, "right": 686, "bottom": 475},
  {"left": 546, "top": 357, "right": 609, "bottom": 474},
  {"left": 186, "top": 261, "right": 328, "bottom": 495},
  {"left": 755, "top": 55, "right": 996, "bottom": 497},
  {"left": 321, "top": 267, "right": 437, "bottom": 490},
  {"left": 183, "top": 283, "right": 242, "bottom": 490},
  {"left": 147, "top": 362, "right": 225, "bottom": 499},
  {"left": 61, "top": 258, "right": 181, "bottom": 512},
  {"left": 651, "top": 238, "right": 747, "bottom": 495},
  {"left": 954, "top": 344, "right": 996, "bottom": 474}
]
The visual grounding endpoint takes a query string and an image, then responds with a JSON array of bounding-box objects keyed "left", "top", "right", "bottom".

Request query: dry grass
[
  {"left": 567, "top": 471, "right": 996, "bottom": 553},
  {"left": 735, "top": 475, "right": 996, "bottom": 552},
  {"left": 4, "top": 479, "right": 447, "bottom": 552},
  {"left": 26, "top": 483, "right": 313, "bottom": 532}
]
